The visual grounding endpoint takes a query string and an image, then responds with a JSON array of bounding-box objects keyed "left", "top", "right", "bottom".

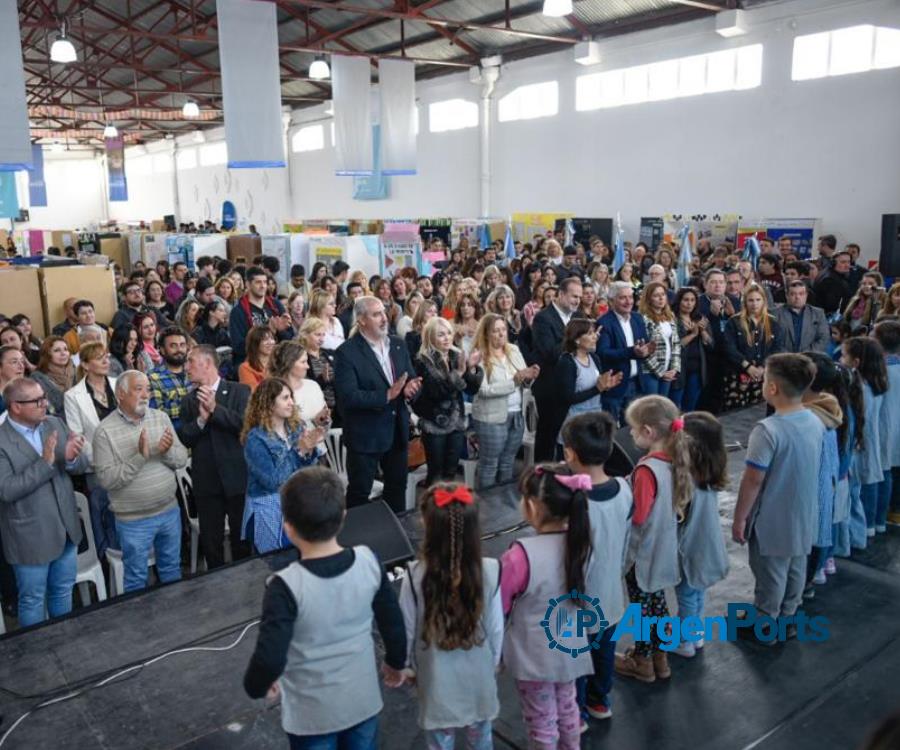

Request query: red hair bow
[{"left": 434, "top": 486, "right": 474, "bottom": 508}]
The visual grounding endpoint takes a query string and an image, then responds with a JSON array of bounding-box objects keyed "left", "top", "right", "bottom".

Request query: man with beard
[
  {"left": 92, "top": 370, "right": 188, "bottom": 592},
  {"left": 147, "top": 328, "right": 190, "bottom": 431},
  {"left": 698, "top": 268, "right": 740, "bottom": 414}
]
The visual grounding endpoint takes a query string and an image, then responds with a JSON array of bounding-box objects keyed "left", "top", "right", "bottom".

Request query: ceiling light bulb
[
  {"left": 182, "top": 100, "right": 200, "bottom": 118},
  {"left": 309, "top": 58, "right": 331, "bottom": 80},
  {"left": 50, "top": 35, "right": 77, "bottom": 63},
  {"left": 542, "top": 0, "right": 573, "bottom": 17},
  {"left": 103, "top": 123, "right": 118, "bottom": 138}
]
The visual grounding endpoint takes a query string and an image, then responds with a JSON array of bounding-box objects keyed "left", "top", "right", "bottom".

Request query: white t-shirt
[
  {"left": 322, "top": 317, "right": 345, "bottom": 351},
  {"left": 659, "top": 320, "right": 673, "bottom": 371},
  {"left": 616, "top": 312, "right": 637, "bottom": 378}
]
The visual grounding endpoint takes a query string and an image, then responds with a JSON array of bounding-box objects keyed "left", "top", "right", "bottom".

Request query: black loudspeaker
[
  {"left": 338, "top": 500, "right": 415, "bottom": 567},
  {"left": 605, "top": 426, "right": 646, "bottom": 478},
  {"left": 879, "top": 214, "right": 900, "bottom": 277}
]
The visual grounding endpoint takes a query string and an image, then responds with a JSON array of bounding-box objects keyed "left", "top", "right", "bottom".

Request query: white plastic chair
[
  {"left": 74, "top": 492, "right": 108, "bottom": 605},
  {"left": 325, "top": 428, "right": 383, "bottom": 498},
  {"left": 522, "top": 389, "right": 538, "bottom": 468},
  {"left": 106, "top": 548, "right": 157, "bottom": 598},
  {"left": 175, "top": 468, "right": 201, "bottom": 574}
]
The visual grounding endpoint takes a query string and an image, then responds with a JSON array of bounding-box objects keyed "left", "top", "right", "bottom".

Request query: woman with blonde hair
[
  {"left": 843, "top": 272, "right": 885, "bottom": 332},
  {"left": 480, "top": 264, "right": 502, "bottom": 300},
  {"left": 299, "top": 316, "right": 338, "bottom": 426},
  {"left": 485, "top": 284, "right": 522, "bottom": 344},
  {"left": 308, "top": 288, "right": 345, "bottom": 350},
  {"left": 240, "top": 378, "right": 323, "bottom": 553},
  {"left": 722, "top": 283, "right": 784, "bottom": 408},
  {"left": 175, "top": 299, "right": 201, "bottom": 337},
  {"left": 470, "top": 313, "right": 539, "bottom": 489},
  {"left": 238, "top": 325, "right": 276, "bottom": 392},
  {"left": 638, "top": 281, "right": 681, "bottom": 397},
  {"left": 412, "top": 317, "right": 483, "bottom": 485},
  {"left": 441, "top": 278, "right": 463, "bottom": 320},
  {"left": 349, "top": 269, "right": 370, "bottom": 295},
  {"left": 214, "top": 276, "right": 239, "bottom": 313},
  {"left": 31, "top": 335, "right": 77, "bottom": 419},
  {"left": 397, "top": 291, "right": 424, "bottom": 339}
]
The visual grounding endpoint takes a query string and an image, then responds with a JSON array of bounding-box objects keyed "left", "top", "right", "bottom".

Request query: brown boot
[
  {"left": 653, "top": 651, "right": 671, "bottom": 679},
  {"left": 614, "top": 649, "right": 656, "bottom": 683}
]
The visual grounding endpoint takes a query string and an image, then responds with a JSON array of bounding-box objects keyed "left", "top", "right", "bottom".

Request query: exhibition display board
[
  {"left": 0, "top": 266, "right": 45, "bottom": 335},
  {"left": 40, "top": 265, "right": 116, "bottom": 337}
]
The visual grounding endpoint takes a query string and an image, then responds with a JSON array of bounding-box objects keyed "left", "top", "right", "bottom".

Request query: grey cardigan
[{"left": 0, "top": 416, "right": 88, "bottom": 565}]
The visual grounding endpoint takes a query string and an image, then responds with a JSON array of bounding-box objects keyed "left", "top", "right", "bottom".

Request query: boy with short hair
[
  {"left": 732, "top": 353, "right": 825, "bottom": 641},
  {"left": 562, "top": 411, "right": 633, "bottom": 721},
  {"left": 243, "top": 466, "right": 406, "bottom": 748},
  {"left": 873, "top": 321, "right": 900, "bottom": 527}
]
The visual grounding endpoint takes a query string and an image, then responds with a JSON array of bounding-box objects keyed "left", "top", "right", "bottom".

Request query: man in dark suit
[
  {"left": 697, "top": 268, "right": 740, "bottom": 414},
  {"left": 531, "top": 277, "right": 586, "bottom": 461},
  {"left": 773, "top": 281, "right": 830, "bottom": 353},
  {"left": 178, "top": 345, "right": 251, "bottom": 568},
  {"left": 597, "top": 282, "right": 653, "bottom": 425},
  {"left": 0, "top": 377, "right": 88, "bottom": 627},
  {"left": 334, "top": 296, "right": 422, "bottom": 513}
]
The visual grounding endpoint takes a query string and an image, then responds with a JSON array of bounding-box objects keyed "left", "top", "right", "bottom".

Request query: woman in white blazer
[
  {"left": 64, "top": 342, "right": 119, "bottom": 557},
  {"left": 470, "top": 313, "right": 540, "bottom": 490}
]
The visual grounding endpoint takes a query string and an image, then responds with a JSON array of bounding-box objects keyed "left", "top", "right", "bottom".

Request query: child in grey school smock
[{"left": 399, "top": 558, "right": 503, "bottom": 737}]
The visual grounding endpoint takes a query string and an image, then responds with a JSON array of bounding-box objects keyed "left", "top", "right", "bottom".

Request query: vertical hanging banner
[
  {"left": 0, "top": 173, "right": 19, "bottom": 219},
  {"left": 106, "top": 136, "right": 128, "bottom": 202},
  {"left": 29, "top": 143, "right": 47, "bottom": 207},
  {"left": 0, "top": 0, "right": 32, "bottom": 171},
  {"left": 378, "top": 58, "right": 416, "bottom": 175},
  {"left": 353, "top": 125, "right": 389, "bottom": 200},
  {"left": 333, "top": 55, "right": 373, "bottom": 176},
  {"left": 216, "top": 0, "right": 285, "bottom": 168}
]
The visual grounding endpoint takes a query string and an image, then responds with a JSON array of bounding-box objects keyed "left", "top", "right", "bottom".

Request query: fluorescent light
[
  {"left": 716, "top": 9, "right": 749, "bottom": 38},
  {"left": 182, "top": 100, "right": 200, "bottom": 118},
  {"left": 50, "top": 35, "right": 77, "bottom": 63},
  {"left": 103, "top": 123, "right": 119, "bottom": 138},
  {"left": 543, "top": 0, "right": 573, "bottom": 17},
  {"left": 574, "top": 41, "right": 601, "bottom": 66},
  {"left": 309, "top": 58, "right": 330, "bottom": 80}
]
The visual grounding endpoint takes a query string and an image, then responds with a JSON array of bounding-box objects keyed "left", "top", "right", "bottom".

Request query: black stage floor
[{"left": 1, "top": 405, "right": 899, "bottom": 749}]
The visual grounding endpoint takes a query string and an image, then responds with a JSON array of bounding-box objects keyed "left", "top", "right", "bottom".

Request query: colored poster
[
  {"left": 28, "top": 143, "right": 47, "bottom": 207},
  {"left": 763, "top": 219, "right": 820, "bottom": 260},
  {"left": 353, "top": 126, "right": 389, "bottom": 200},
  {"left": 663, "top": 214, "right": 692, "bottom": 246},
  {"left": 639, "top": 217, "right": 664, "bottom": 249},
  {"left": 309, "top": 236, "right": 347, "bottom": 269},
  {"left": 105, "top": 136, "right": 128, "bottom": 202},
  {"left": 381, "top": 223, "right": 421, "bottom": 276},
  {"left": 165, "top": 234, "right": 195, "bottom": 269},
  {"left": 736, "top": 221, "right": 767, "bottom": 250},
  {"left": 695, "top": 214, "right": 739, "bottom": 248},
  {"left": 0, "top": 172, "right": 18, "bottom": 219},
  {"left": 511, "top": 212, "right": 574, "bottom": 242},
  {"left": 28, "top": 229, "right": 44, "bottom": 255}
]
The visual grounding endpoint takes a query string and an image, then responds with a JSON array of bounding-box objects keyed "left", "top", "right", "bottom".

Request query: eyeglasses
[{"left": 15, "top": 396, "right": 48, "bottom": 406}]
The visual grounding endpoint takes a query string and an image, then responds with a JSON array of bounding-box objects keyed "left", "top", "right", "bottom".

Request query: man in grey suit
[
  {"left": 774, "top": 281, "right": 830, "bottom": 354},
  {"left": 0, "top": 377, "right": 88, "bottom": 627}
]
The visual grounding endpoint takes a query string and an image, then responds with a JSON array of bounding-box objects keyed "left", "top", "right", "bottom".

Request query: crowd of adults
[{"left": 0, "top": 228, "right": 891, "bottom": 629}]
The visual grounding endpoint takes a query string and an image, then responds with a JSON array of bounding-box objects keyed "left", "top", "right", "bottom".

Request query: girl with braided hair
[
  {"left": 398, "top": 483, "right": 501, "bottom": 750},
  {"left": 501, "top": 463, "right": 594, "bottom": 748}
]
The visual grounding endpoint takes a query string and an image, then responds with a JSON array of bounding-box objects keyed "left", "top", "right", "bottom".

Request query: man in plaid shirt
[{"left": 148, "top": 327, "right": 190, "bottom": 430}]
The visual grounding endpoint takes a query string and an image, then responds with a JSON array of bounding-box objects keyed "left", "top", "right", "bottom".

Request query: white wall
[
  {"left": 14, "top": 0, "right": 900, "bottom": 257},
  {"left": 17, "top": 153, "right": 106, "bottom": 230}
]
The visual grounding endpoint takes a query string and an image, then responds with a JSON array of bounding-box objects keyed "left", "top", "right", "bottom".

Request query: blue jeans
[
  {"left": 675, "top": 581, "right": 705, "bottom": 620},
  {"left": 288, "top": 715, "right": 378, "bottom": 750},
  {"left": 13, "top": 540, "right": 77, "bottom": 628},
  {"left": 670, "top": 371, "right": 702, "bottom": 412},
  {"left": 602, "top": 377, "right": 638, "bottom": 426},
  {"left": 639, "top": 373, "right": 672, "bottom": 398},
  {"left": 582, "top": 623, "right": 617, "bottom": 706},
  {"left": 425, "top": 721, "right": 492, "bottom": 750},
  {"left": 473, "top": 413, "right": 524, "bottom": 489},
  {"left": 116, "top": 505, "right": 182, "bottom": 592},
  {"left": 860, "top": 481, "right": 882, "bottom": 531}
]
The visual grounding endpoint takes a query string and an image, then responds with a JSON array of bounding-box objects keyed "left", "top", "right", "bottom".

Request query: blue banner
[
  {"left": 0, "top": 172, "right": 19, "bottom": 219},
  {"left": 28, "top": 143, "right": 47, "bottom": 207},
  {"left": 353, "top": 125, "right": 389, "bottom": 201},
  {"left": 105, "top": 136, "right": 128, "bottom": 202},
  {"left": 222, "top": 200, "right": 237, "bottom": 230}
]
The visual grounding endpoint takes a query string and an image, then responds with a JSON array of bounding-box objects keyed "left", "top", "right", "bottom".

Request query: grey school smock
[
  {"left": 678, "top": 486, "right": 729, "bottom": 590},
  {"left": 625, "top": 456, "right": 681, "bottom": 593},
  {"left": 503, "top": 534, "right": 593, "bottom": 683},
  {"left": 405, "top": 559, "right": 501, "bottom": 731},
  {"left": 879, "top": 362, "right": 900, "bottom": 469},
  {"left": 273, "top": 545, "right": 383, "bottom": 736},
  {"left": 584, "top": 478, "right": 633, "bottom": 626}
]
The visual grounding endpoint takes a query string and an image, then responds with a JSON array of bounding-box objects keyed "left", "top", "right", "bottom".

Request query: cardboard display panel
[
  {"left": 99, "top": 236, "right": 129, "bottom": 271},
  {"left": 40, "top": 266, "right": 117, "bottom": 334},
  {"left": 226, "top": 234, "right": 262, "bottom": 263},
  {"left": 0, "top": 267, "right": 46, "bottom": 336},
  {"left": 50, "top": 230, "right": 76, "bottom": 250}
]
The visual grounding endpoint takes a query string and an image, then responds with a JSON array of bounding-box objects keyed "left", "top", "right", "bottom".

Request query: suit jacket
[
  {"left": 64, "top": 376, "right": 117, "bottom": 469},
  {"left": 531, "top": 305, "right": 587, "bottom": 398},
  {"left": 597, "top": 310, "right": 650, "bottom": 397},
  {"left": 773, "top": 304, "right": 830, "bottom": 354},
  {"left": 177, "top": 380, "right": 251, "bottom": 496},
  {"left": 0, "top": 416, "right": 88, "bottom": 565},
  {"left": 334, "top": 333, "right": 416, "bottom": 455}
]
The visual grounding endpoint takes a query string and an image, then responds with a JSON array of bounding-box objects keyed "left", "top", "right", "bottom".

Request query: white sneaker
[
  {"left": 694, "top": 638, "right": 705, "bottom": 650},
  {"left": 672, "top": 641, "right": 696, "bottom": 658},
  {"left": 876, "top": 524, "right": 887, "bottom": 533},
  {"left": 867, "top": 527, "right": 876, "bottom": 538},
  {"left": 813, "top": 569, "right": 827, "bottom": 585}
]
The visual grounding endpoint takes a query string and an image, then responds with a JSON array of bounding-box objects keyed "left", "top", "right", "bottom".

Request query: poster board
[
  {"left": 40, "top": 266, "right": 117, "bottom": 333},
  {"left": 165, "top": 234, "right": 195, "bottom": 269},
  {"left": 694, "top": 215, "right": 739, "bottom": 249},
  {"left": 308, "top": 235, "right": 347, "bottom": 270},
  {"left": 558, "top": 217, "right": 613, "bottom": 249},
  {"left": 49, "top": 230, "right": 76, "bottom": 251},
  {"left": 346, "top": 235, "right": 380, "bottom": 280},
  {"left": 511, "top": 212, "right": 574, "bottom": 243},
  {"left": 192, "top": 234, "right": 228, "bottom": 261},
  {"left": 127, "top": 232, "right": 144, "bottom": 268},
  {"left": 261, "top": 234, "right": 292, "bottom": 289},
  {"left": 639, "top": 217, "right": 664, "bottom": 250},
  {"left": 0, "top": 267, "right": 46, "bottom": 335},
  {"left": 381, "top": 224, "right": 422, "bottom": 276},
  {"left": 736, "top": 220, "right": 767, "bottom": 251},
  {"left": 289, "top": 234, "right": 310, "bottom": 274},
  {"left": 99, "top": 236, "right": 129, "bottom": 271},
  {"left": 761, "top": 218, "right": 821, "bottom": 259},
  {"left": 141, "top": 234, "right": 168, "bottom": 267},
  {"left": 226, "top": 234, "right": 262, "bottom": 263}
]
